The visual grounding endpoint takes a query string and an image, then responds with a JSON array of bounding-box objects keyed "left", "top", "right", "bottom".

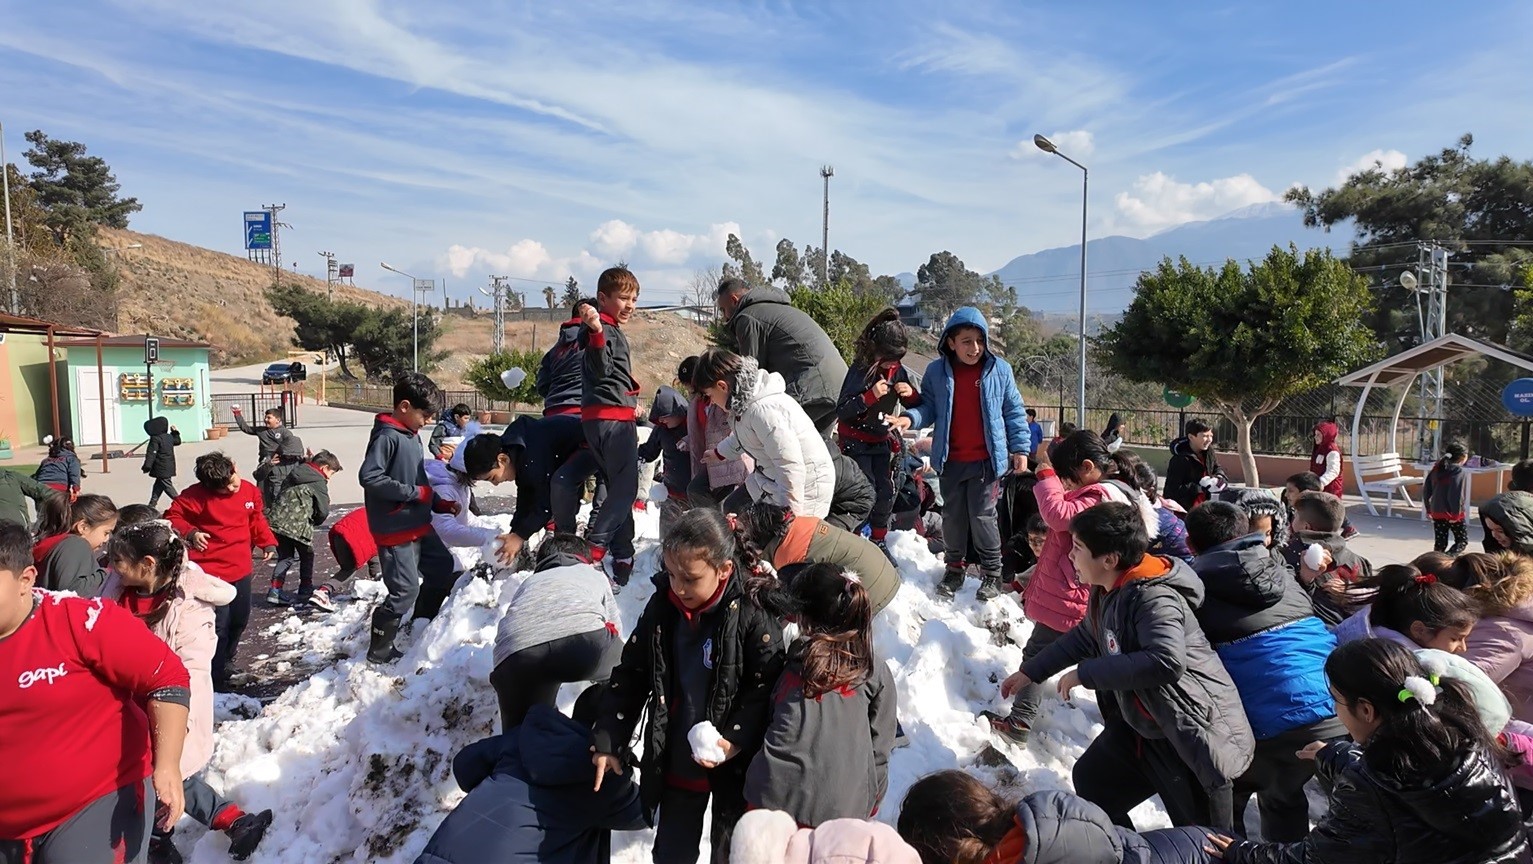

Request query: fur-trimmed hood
[{"left": 730, "top": 357, "right": 785, "bottom": 419}]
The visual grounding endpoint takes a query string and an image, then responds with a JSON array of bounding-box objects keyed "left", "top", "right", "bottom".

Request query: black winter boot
[
  {"left": 976, "top": 571, "right": 1004, "bottom": 601},
  {"left": 226, "top": 809, "right": 273, "bottom": 861},
  {"left": 148, "top": 833, "right": 183, "bottom": 864},
  {"left": 367, "top": 609, "right": 404, "bottom": 663},
  {"left": 937, "top": 565, "right": 966, "bottom": 598}
]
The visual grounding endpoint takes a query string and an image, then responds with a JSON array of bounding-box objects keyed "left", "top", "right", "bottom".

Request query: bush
[
  {"left": 787, "top": 282, "right": 888, "bottom": 363},
  {"left": 465, "top": 349, "right": 543, "bottom": 406}
]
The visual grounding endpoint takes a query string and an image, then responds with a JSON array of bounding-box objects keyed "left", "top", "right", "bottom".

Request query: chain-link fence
[{"left": 1012, "top": 353, "right": 1533, "bottom": 462}]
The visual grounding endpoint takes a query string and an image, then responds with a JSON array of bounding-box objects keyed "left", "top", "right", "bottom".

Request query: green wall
[{"left": 64, "top": 346, "right": 212, "bottom": 445}]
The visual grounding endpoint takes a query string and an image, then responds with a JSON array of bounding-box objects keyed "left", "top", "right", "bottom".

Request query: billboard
[
  {"left": 244, "top": 211, "right": 273, "bottom": 250},
  {"left": 338, "top": 263, "right": 355, "bottom": 278}
]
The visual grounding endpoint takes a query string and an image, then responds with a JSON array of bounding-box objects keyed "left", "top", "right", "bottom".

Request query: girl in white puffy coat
[{"left": 693, "top": 349, "right": 836, "bottom": 519}]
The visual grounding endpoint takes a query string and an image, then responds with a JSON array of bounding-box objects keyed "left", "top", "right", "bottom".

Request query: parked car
[{"left": 261, "top": 361, "right": 307, "bottom": 385}]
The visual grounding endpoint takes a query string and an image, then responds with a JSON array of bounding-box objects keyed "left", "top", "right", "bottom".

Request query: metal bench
[{"left": 1355, "top": 452, "right": 1425, "bottom": 517}]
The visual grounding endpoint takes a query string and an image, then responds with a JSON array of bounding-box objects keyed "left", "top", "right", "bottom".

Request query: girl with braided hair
[
  {"left": 744, "top": 562, "right": 897, "bottom": 827},
  {"left": 591, "top": 507, "right": 786, "bottom": 863}
]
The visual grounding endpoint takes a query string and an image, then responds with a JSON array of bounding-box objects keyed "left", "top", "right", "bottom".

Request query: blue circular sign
[{"left": 1503, "top": 379, "right": 1533, "bottom": 417}]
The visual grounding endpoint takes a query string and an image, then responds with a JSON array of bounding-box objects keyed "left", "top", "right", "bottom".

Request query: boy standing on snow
[
  {"left": 265, "top": 450, "right": 342, "bottom": 605},
  {"left": 579, "top": 268, "right": 642, "bottom": 586},
  {"left": 1001, "top": 502, "right": 1254, "bottom": 832},
  {"left": 359, "top": 372, "right": 459, "bottom": 664},
  {"left": 893, "top": 307, "right": 1030, "bottom": 601}
]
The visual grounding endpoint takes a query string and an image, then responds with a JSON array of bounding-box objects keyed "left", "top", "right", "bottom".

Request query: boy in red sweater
[
  {"left": 0, "top": 521, "right": 191, "bottom": 861},
  {"left": 579, "top": 267, "right": 642, "bottom": 586},
  {"left": 167, "top": 452, "right": 276, "bottom": 692}
]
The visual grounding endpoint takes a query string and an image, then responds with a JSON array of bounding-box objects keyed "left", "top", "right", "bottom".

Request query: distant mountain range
[{"left": 897, "top": 202, "right": 1346, "bottom": 316}]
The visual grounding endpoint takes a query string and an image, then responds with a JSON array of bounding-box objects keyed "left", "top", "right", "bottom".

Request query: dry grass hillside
[{"left": 97, "top": 227, "right": 712, "bottom": 389}]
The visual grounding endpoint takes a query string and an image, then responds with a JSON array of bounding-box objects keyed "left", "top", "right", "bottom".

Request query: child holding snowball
[
  {"left": 591, "top": 507, "right": 786, "bottom": 864},
  {"left": 744, "top": 562, "right": 897, "bottom": 827}
]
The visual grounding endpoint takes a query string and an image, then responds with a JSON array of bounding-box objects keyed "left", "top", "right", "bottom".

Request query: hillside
[{"left": 97, "top": 227, "right": 712, "bottom": 391}]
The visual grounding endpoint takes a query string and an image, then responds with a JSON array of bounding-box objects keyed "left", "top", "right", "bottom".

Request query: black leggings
[
  {"left": 1434, "top": 518, "right": 1469, "bottom": 554},
  {"left": 1072, "top": 719, "right": 1234, "bottom": 832},
  {"left": 843, "top": 444, "right": 894, "bottom": 531},
  {"left": 489, "top": 628, "right": 621, "bottom": 731}
]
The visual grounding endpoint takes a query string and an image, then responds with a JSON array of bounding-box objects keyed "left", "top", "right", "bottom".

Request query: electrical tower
[
  {"left": 1406, "top": 242, "right": 1451, "bottom": 461},
  {"left": 262, "top": 203, "right": 288, "bottom": 287},
  {"left": 480, "top": 275, "right": 510, "bottom": 355},
  {"left": 318, "top": 251, "right": 337, "bottom": 299},
  {"left": 820, "top": 166, "right": 834, "bottom": 287}
]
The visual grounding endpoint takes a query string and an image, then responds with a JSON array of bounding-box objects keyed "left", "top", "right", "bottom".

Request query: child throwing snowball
[
  {"left": 744, "top": 562, "right": 897, "bottom": 827},
  {"left": 591, "top": 508, "right": 786, "bottom": 864},
  {"left": 1205, "top": 638, "right": 1528, "bottom": 863}
]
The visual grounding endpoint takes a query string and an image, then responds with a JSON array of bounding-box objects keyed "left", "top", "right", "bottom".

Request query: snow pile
[{"left": 179, "top": 505, "right": 1168, "bottom": 863}]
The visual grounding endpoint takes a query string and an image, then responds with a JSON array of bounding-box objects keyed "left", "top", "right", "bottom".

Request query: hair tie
[
  {"left": 842, "top": 570, "right": 862, "bottom": 586},
  {"left": 1414, "top": 573, "right": 1437, "bottom": 585},
  {"left": 726, "top": 513, "right": 739, "bottom": 531},
  {"left": 1397, "top": 675, "right": 1440, "bottom": 706}
]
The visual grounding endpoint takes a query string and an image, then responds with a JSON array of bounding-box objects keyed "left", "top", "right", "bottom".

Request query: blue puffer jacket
[
  {"left": 413, "top": 705, "right": 647, "bottom": 864},
  {"left": 904, "top": 307, "right": 1030, "bottom": 478},
  {"left": 1012, "top": 789, "right": 1214, "bottom": 864},
  {"left": 1191, "top": 534, "right": 1338, "bottom": 740}
]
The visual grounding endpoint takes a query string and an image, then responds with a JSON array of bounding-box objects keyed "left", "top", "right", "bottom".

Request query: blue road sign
[
  {"left": 1504, "top": 379, "right": 1533, "bottom": 417},
  {"left": 244, "top": 211, "right": 273, "bottom": 250}
]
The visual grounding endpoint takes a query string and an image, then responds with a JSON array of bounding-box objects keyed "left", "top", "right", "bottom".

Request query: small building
[
  {"left": 57, "top": 335, "right": 213, "bottom": 446},
  {"left": 0, "top": 312, "right": 107, "bottom": 450}
]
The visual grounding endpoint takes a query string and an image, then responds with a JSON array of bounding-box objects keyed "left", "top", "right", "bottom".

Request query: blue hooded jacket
[
  {"left": 413, "top": 704, "right": 646, "bottom": 864},
  {"left": 904, "top": 307, "right": 1030, "bottom": 477}
]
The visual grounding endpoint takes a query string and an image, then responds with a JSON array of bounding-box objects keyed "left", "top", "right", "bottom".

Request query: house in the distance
[{"left": 896, "top": 291, "right": 932, "bottom": 329}]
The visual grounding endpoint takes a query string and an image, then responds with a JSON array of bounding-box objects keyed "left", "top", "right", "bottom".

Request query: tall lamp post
[
  {"left": 2, "top": 120, "right": 16, "bottom": 314},
  {"left": 380, "top": 262, "right": 435, "bottom": 372},
  {"left": 1033, "top": 133, "right": 1088, "bottom": 428}
]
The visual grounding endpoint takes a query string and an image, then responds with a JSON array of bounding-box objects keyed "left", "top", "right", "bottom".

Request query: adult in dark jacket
[
  {"left": 537, "top": 300, "right": 595, "bottom": 418},
  {"left": 1164, "top": 419, "right": 1226, "bottom": 512},
  {"left": 716, "top": 278, "right": 849, "bottom": 437},
  {"left": 413, "top": 702, "right": 645, "bottom": 864},
  {"left": 591, "top": 562, "right": 785, "bottom": 862},
  {"left": 142, "top": 416, "right": 182, "bottom": 507},
  {"left": 1018, "top": 505, "right": 1254, "bottom": 831},
  {"left": 1186, "top": 504, "right": 1348, "bottom": 842},
  {"left": 428, "top": 404, "right": 473, "bottom": 459},
  {"left": 0, "top": 468, "right": 55, "bottom": 528}
]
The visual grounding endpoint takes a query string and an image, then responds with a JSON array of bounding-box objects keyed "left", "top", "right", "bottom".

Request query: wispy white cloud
[
  {"left": 1012, "top": 130, "right": 1094, "bottom": 160},
  {"left": 1113, "top": 172, "right": 1281, "bottom": 233},
  {"left": 1334, "top": 148, "right": 1409, "bottom": 184}
]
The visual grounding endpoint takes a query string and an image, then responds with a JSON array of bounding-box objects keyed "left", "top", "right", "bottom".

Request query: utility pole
[
  {"left": 820, "top": 165, "right": 834, "bottom": 287},
  {"left": 1, "top": 120, "right": 15, "bottom": 315},
  {"left": 262, "top": 203, "right": 287, "bottom": 287},
  {"left": 1406, "top": 242, "right": 1451, "bottom": 461},
  {"left": 480, "top": 275, "right": 509, "bottom": 355},
  {"left": 318, "top": 251, "right": 337, "bottom": 299}
]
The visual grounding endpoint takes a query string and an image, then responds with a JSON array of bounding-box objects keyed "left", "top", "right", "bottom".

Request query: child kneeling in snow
[
  {"left": 897, "top": 769, "right": 1214, "bottom": 864},
  {"left": 591, "top": 508, "right": 786, "bottom": 864},
  {"left": 490, "top": 533, "right": 622, "bottom": 731},
  {"left": 1000, "top": 502, "right": 1254, "bottom": 831},
  {"left": 413, "top": 687, "right": 646, "bottom": 864},
  {"left": 103, "top": 509, "right": 272, "bottom": 863},
  {"left": 744, "top": 562, "right": 897, "bottom": 827}
]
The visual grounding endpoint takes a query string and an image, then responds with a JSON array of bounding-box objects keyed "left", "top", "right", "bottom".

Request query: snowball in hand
[
  {"left": 500, "top": 367, "right": 528, "bottom": 390},
  {"left": 649, "top": 484, "right": 669, "bottom": 504},
  {"left": 688, "top": 721, "right": 727, "bottom": 764},
  {"left": 1303, "top": 543, "right": 1328, "bottom": 571}
]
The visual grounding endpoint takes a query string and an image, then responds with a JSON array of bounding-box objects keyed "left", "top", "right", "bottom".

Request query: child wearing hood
[
  {"left": 1482, "top": 490, "right": 1533, "bottom": 555},
  {"left": 891, "top": 307, "right": 1030, "bottom": 601},
  {"left": 142, "top": 418, "right": 182, "bottom": 507},
  {"left": 1000, "top": 502, "right": 1254, "bottom": 831},
  {"left": 638, "top": 385, "right": 692, "bottom": 539},
  {"left": 1424, "top": 441, "right": 1470, "bottom": 554},
  {"left": 1309, "top": 420, "right": 1359, "bottom": 538}
]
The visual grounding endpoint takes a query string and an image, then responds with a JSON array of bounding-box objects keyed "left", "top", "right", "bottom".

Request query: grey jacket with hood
[
  {"left": 728, "top": 285, "right": 849, "bottom": 428},
  {"left": 1482, "top": 491, "right": 1533, "bottom": 555},
  {"left": 1023, "top": 555, "right": 1255, "bottom": 791}
]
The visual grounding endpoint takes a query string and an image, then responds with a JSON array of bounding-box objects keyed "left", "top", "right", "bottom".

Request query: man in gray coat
[
  {"left": 1001, "top": 501, "right": 1254, "bottom": 832},
  {"left": 715, "top": 277, "right": 849, "bottom": 437}
]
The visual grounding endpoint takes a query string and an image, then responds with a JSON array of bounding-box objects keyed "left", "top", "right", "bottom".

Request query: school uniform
[{"left": 579, "top": 312, "right": 640, "bottom": 572}]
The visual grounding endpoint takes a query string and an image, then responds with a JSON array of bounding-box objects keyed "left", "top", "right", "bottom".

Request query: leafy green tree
[
  {"left": 787, "top": 282, "right": 888, "bottom": 363},
  {"left": 771, "top": 239, "right": 806, "bottom": 290},
  {"left": 349, "top": 307, "right": 445, "bottom": 381},
  {"left": 1096, "top": 245, "right": 1379, "bottom": 485},
  {"left": 915, "top": 251, "right": 985, "bottom": 324},
  {"left": 723, "top": 233, "right": 769, "bottom": 288},
  {"left": 465, "top": 349, "right": 543, "bottom": 406},
  {"left": 265, "top": 284, "right": 371, "bottom": 379},
  {"left": 1287, "top": 135, "right": 1533, "bottom": 350},
  {"left": 22, "top": 131, "right": 141, "bottom": 244},
  {"left": 560, "top": 276, "right": 580, "bottom": 308}
]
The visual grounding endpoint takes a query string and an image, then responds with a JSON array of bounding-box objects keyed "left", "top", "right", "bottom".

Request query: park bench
[{"left": 1355, "top": 452, "right": 1425, "bottom": 517}]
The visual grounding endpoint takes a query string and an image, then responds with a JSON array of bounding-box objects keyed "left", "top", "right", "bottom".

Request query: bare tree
[{"left": 685, "top": 265, "right": 722, "bottom": 325}]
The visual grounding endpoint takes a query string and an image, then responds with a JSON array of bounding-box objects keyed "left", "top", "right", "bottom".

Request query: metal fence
[
  {"left": 327, "top": 384, "right": 527, "bottom": 415},
  {"left": 210, "top": 391, "right": 300, "bottom": 428}
]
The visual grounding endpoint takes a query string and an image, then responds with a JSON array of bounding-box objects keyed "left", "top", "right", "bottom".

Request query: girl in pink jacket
[
  {"left": 986, "top": 431, "right": 1131, "bottom": 745},
  {"left": 1462, "top": 551, "right": 1533, "bottom": 724},
  {"left": 104, "top": 509, "right": 273, "bottom": 862}
]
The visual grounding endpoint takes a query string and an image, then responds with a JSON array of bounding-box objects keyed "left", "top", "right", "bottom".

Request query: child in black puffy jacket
[{"left": 142, "top": 417, "right": 182, "bottom": 507}]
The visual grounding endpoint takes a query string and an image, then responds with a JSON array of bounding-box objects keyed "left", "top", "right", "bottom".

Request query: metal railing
[{"left": 210, "top": 392, "right": 300, "bottom": 428}]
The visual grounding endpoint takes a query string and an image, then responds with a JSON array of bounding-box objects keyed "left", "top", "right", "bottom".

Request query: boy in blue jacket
[
  {"left": 1185, "top": 501, "right": 1347, "bottom": 842},
  {"left": 893, "top": 307, "right": 1030, "bottom": 600},
  {"left": 414, "top": 690, "right": 645, "bottom": 864},
  {"left": 359, "top": 372, "right": 458, "bottom": 663}
]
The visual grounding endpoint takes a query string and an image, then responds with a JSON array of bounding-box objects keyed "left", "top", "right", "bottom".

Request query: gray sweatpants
[
  {"left": 939, "top": 460, "right": 1003, "bottom": 574},
  {"left": 1, "top": 780, "right": 153, "bottom": 864},
  {"left": 378, "top": 539, "right": 423, "bottom": 621}
]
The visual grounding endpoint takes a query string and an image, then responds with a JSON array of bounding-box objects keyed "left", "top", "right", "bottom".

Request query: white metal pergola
[{"left": 1335, "top": 333, "right": 1533, "bottom": 513}]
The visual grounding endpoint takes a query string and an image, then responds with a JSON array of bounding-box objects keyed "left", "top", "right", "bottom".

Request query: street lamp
[
  {"left": 380, "top": 262, "right": 435, "bottom": 372},
  {"left": 1034, "top": 133, "right": 1089, "bottom": 428},
  {"left": 1, "top": 120, "right": 15, "bottom": 314}
]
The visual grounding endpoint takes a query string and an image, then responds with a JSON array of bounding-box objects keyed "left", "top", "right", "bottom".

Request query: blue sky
[{"left": 2, "top": 0, "right": 1529, "bottom": 304}]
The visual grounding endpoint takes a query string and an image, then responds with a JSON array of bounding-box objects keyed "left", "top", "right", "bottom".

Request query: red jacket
[
  {"left": 166, "top": 479, "right": 277, "bottom": 582},
  {"left": 328, "top": 508, "right": 377, "bottom": 563},
  {"left": 0, "top": 591, "right": 190, "bottom": 839}
]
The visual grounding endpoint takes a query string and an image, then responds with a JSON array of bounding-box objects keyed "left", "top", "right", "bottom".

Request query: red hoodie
[
  {"left": 166, "top": 478, "right": 277, "bottom": 582},
  {"left": 0, "top": 591, "right": 190, "bottom": 839},
  {"left": 328, "top": 508, "right": 378, "bottom": 564}
]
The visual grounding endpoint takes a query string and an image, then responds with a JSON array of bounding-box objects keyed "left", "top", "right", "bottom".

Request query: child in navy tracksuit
[
  {"left": 358, "top": 373, "right": 458, "bottom": 664},
  {"left": 580, "top": 268, "right": 642, "bottom": 586},
  {"left": 895, "top": 307, "right": 1030, "bottom": 601},
  {"left": 638, "top": 385, "right": 692, "bottom": 540},
  {"left": 837, "top": 309, "right": 921, "bottom": 556}
]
